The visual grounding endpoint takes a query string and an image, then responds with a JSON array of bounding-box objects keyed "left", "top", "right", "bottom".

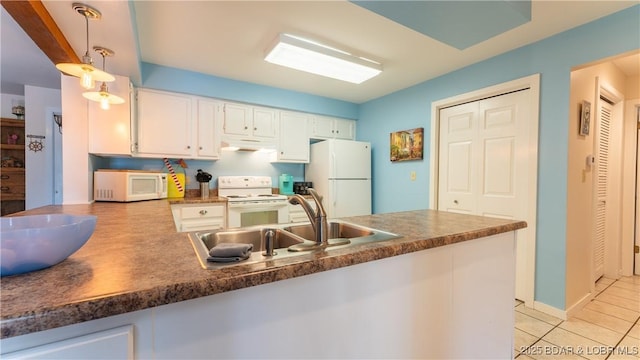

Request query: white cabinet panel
[
  {"left": 223, "top": 103, "right": 277, "bottom": 139},
  {"left": 273, "top": 111, "right": 309, "bottom": 163},
  {"left": 196, "top": 99, "right": 222, "bottom": 159},
  {"left": 222, "top": 103, "right": 251, "bottom": 136},
  {"left": 136, "top": 89, "right": 192, "bottom": 158},
  {"left": 252, "top": 107, "right": 278, "bottom": 139},
  {"left": 310, "top": 115, "right": 355, "bottom": 140},
  {"left": 2, "top": 325, "right": 133, "bottom": 360},
  {"left": 171, "top": 203, "right": 226, "bottom": 232}
]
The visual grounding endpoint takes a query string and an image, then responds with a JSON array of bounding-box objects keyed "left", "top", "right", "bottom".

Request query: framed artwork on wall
[
  {"left": 390, "top": 127, "right": 423, "bottom": 162},
  {"left": 579, "top": 100, "right": 591, "bottom": 136}
]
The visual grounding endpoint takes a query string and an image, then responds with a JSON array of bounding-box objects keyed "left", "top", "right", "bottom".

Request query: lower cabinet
[
  {"left": 0, "top": 232, "right": 516, "bottom": 359},
  {"left": 171, "top": 203, "right": 226, "bottom": 232},
  {"left": 2, "top": 325, "right": 134, "bottom": 359}
]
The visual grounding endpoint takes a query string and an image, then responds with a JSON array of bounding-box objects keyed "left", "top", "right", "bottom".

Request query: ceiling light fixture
[
  {"left": 55, "top": 3, "right": 115, "bottom": 89},
  {"left": 82, "top": 47, "right": 124, "bottom": 110},
  {"left": 264, "top": 33, "right": 382, "bottom": 84}
]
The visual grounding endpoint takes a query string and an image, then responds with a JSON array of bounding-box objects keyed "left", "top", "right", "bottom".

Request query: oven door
[{"left": 227, "top": 201, "right": 289, "bottom": 228}]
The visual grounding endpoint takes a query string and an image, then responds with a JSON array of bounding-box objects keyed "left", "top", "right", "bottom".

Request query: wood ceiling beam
[{"left": 1, "top": 0, "right": 79, "bottom": 65}]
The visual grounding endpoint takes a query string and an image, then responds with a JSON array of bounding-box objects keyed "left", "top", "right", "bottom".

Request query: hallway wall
[{"left": 567, "top": 61, "right": 628, "bottom": 312}]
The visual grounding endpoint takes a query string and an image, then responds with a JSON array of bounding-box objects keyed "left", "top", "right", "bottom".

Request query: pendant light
[
  {"left": 55, "top": 3, "right": 114, "bottom": 89},
  {"left": 82, "top": 46, "right": 124, "bottom": 110}
]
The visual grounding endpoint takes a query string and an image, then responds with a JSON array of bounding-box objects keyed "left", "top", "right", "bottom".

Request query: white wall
[
  {"left": 60, "top": 75, "right": 90, "bottom": 204},
  {"left": 13, "top": 87, "right": 60, "bottom": 210}
]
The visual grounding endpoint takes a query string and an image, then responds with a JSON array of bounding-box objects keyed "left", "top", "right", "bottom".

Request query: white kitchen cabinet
[
  {"left": 195, "top": 98, "right": 222, "bottom": 159},
  {"left": 135, "top": 88, "right": 193, "bottom": 158},
  {"left": 272, "top": 111, "right": 310, "bottom": 163},
  {"left": 88, "top": 75, "right": 133, "bottom": 156},
  {"left": 309, "top": 115, "right": 355, "bottom": 140},
  {"left": 171, "top": 203, "right": 226, "bottom": 232},
  {"left": 134, "top": 89, "right": 221, "bottom": 160},
  {"left": 287, "top": 198, "right": 316, "bottom": 223},
  {"left": 2, "top": 325, "right": 133, "bottom": 359},
  {"left": 222, "top": 103, "right": 278, "bottom": 140}
]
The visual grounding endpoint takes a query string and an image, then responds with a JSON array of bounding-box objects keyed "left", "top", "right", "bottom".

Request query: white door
[
  {"left": 593, "top": 98, "right": 613, "bottom": 281},
  {"left": 438, "top": 89, "right": 531, "bottom": 300}
]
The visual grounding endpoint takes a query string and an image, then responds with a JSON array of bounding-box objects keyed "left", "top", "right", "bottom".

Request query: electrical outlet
[{"left": 410, "top": 171, "right": 416, "bottom": 181}]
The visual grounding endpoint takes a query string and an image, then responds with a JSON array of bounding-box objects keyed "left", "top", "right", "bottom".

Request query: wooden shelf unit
[{"left": 1, "top": 117, "right": 26, "bottom": 215}]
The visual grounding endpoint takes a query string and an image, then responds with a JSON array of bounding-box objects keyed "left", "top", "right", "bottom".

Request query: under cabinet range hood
[{"left": 220, "top": 136, "right": 277, "bottom": 152}]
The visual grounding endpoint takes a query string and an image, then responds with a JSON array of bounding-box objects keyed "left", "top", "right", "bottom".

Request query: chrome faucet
[{"left": 288, "top": 188, "right": 329, "bottom": 246}]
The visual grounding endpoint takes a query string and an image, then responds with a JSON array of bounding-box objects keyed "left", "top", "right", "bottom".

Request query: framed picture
[
  {"left": 579, "top": 100, "right": 591, "bottom": 136},
  {"left": 390, "top": 127, "right": 423, "bottom": 162}
]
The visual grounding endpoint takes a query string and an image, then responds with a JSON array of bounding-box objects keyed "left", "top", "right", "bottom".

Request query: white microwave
[{"left": 94, "top": 170, "right": 168, "bottom": 202}]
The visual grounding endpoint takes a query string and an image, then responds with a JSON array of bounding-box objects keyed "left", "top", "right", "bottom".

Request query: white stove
[
  {"left": 218, "top": 176, "right": 289, "bottom": 227},
  {"left": 218, "top": 176, "right": 288, "bottom": 202}
]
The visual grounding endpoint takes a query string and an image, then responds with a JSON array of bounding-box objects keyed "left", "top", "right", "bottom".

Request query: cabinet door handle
[
  {"left": 199, "top": 146, "right": 203, "bottom": 150},
  {"left": 454, "top": 200, "right": 458, "bottom": 204},
  {"left": 187, "top": 145, "right": 191, "bottom": 149},
  {"left": 199, "top": 210, "right": 208, "bottom": 215},
  {"left": 0, "top": 175, "right": 9, "bottom": 179}
]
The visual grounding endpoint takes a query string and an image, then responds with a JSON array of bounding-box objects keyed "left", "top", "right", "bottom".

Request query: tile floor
[{"left": 515, "top": 275, "right": 639, "bottom": 359}]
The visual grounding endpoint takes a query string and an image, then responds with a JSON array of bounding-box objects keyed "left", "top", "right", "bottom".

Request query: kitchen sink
[
  {"left": 199, "top": 227, "right": 303, "bottom": 252},
  {"left": 188, "top": 221, "right": 402, "bottom": 269},
  {"left": 189, "top": 226, "right": 311, "bottom": 269},
  {"left": 283, "top": 221, "right": 374, "bottom": 241}
]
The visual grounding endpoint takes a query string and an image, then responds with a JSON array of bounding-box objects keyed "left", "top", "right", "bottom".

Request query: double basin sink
[{"left": 188, "top": 221, "right": 401, "bottom": 269}]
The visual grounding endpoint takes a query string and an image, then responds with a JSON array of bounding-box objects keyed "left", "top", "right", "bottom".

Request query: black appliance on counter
[{"left": 293, "top": 182, "right": 313, "bottom": 195}]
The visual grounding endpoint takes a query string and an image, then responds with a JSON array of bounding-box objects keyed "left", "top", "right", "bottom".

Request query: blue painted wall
[{"left": 357, "top": 5, "right": 639, "bottom": 310}]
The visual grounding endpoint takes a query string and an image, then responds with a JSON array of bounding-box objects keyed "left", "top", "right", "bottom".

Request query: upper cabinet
[
  {"left": 222, "top": 103, "right": 278, "bottom": 140},
  {"left": 272, "top": 111, "right": 310, "bottom": 163},
  {"left": 134, "top": 89, "right": 221, "bottom": 160},
  {"left": 88, "top": 75, "right": 132, "bottom": 156},
  {"left": 127, "top": 89, "right": 354, "bottom": 161},
  {"left": 195, "top": 98, "right": 223, "bottom": 159},
  {"left": 136, "top": 88, "right": 193, "bottom": 158},
  {"left": 310, "top": 115, "right": 355, "bottom": 140}
]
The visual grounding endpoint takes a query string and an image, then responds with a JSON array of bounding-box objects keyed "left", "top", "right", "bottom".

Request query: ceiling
[{"left": 2, "top": 1, "right": 639, "bottom": 103}]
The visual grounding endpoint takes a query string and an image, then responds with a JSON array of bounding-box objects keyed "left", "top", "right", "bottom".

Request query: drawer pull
[
  {"left": 1, "top": 175, "right": 9, "bottom": 179},
  {"left": 199, "top": 210, "right": 208, "bottom": 215},
  {"left": 1, "top": 186, "right": 10, "bottom": 192}
]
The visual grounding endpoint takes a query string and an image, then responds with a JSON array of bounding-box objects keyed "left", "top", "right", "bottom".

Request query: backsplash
[{"left": 103, "top": 151, "right": 304, "bottom": 189}]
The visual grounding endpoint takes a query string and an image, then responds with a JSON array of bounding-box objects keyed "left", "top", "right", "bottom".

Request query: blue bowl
[{"left": 1, "top": 214, "right": 97, "bottom": 277}]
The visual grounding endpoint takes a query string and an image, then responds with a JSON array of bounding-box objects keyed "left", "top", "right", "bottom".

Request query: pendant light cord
[{"left": 84, "top": 14, "right": 90, "bottom": 58}]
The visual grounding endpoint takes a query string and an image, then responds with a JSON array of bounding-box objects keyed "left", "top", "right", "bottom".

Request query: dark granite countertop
[{"left": 0, "top": 200, "right": 526, "bottom": 338}]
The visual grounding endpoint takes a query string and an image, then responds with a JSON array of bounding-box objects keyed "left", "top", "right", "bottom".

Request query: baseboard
[
  {"left": 565, "top": 292, "right": 595, "bottom": 319},
  {"left": 533, "top": 301, "right": 567, "bottom": 320}
]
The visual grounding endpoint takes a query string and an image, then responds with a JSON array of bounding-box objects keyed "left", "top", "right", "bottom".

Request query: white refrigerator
[{"left": 305, "top": 139, "right": 372, "bottom": 218}]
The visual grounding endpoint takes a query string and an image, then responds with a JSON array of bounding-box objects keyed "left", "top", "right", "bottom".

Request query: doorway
[{"left": 430, "top": 74, "right": 540, "bottom": 306}]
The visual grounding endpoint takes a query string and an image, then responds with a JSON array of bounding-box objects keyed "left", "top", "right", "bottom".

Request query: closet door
[
  {"left": 438, "top": 89, "right": 531, "bottom": 300},
  {"left": 593, "top": 98, "right": 612, "bottom": 281}
]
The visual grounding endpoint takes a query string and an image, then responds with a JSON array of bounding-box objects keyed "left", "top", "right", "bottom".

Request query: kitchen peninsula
[{"left": 1, "top": 200, "right": 526, "bottom": 358}]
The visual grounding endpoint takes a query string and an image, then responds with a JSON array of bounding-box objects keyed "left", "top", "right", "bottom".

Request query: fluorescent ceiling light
[{"left": 264, "top": 34, "right": 382, "bottom": 84}]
